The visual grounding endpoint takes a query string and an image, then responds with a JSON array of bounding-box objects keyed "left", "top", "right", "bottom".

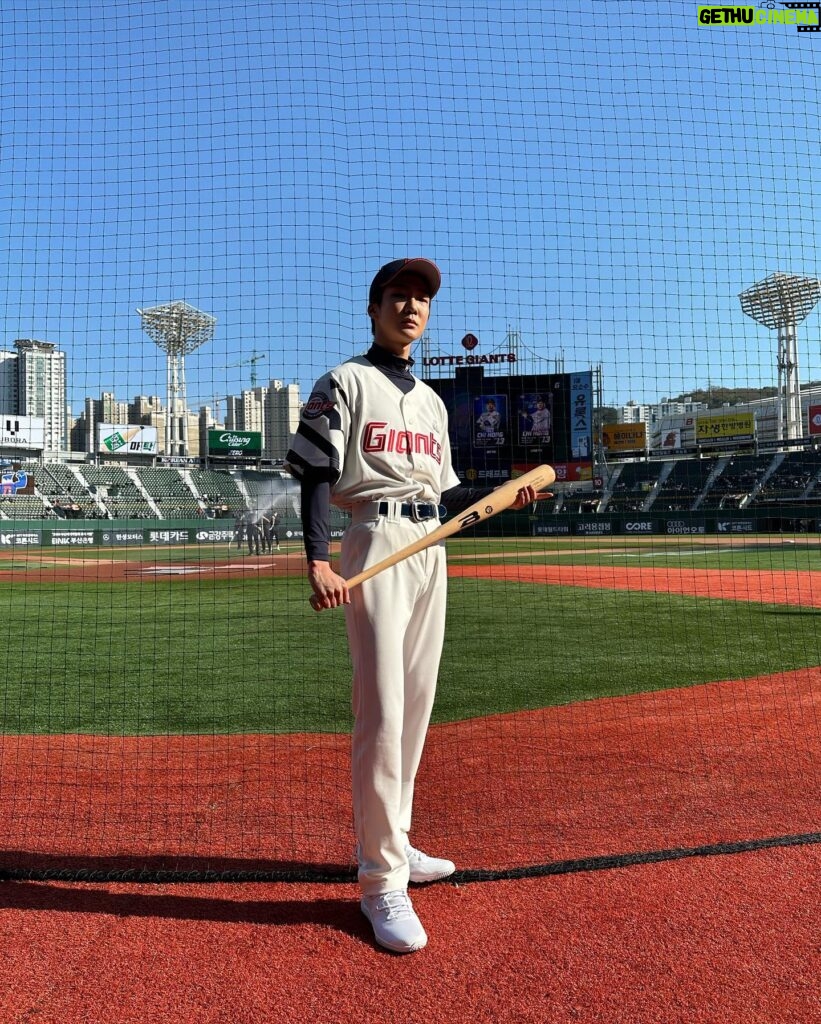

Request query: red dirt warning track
[
  {"left": 0, "top": 668, "right": 818, "bottom": 1023},
  {"left": 0, "top": 846, "right": 818, "bottom": 1024},
  {"left": 450, "top": 561, "right": 821, "bottom": 606},
  {"left": 0, "top": 668, "right": 817, "bottom": 874}
]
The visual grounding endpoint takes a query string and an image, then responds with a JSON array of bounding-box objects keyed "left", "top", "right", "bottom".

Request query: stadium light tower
[
  {"left": 136, "top": 301, "right": 216, "bottom": 457},
  {"left": 739, "top": 272, "right": 821, "bottom": 442}
]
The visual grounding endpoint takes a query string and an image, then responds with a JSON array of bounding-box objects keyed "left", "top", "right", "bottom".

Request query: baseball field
[
  {"left": 0, "top": 531, "right": 817, "bottom": 875},
  {"left": 1, "top": 533, "right": 820, "bottom": 734},
  {"left": 1, "top": 531, "right": 818, "bottom": 1023}
]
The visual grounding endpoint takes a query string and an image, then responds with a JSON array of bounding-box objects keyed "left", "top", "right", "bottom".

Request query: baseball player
[
  {"left": 476, "top": 398, "right": 501, "bottom": 434},
  {"left": 530, "top": 397, "right": 551, "bottom": 437},
  {"left": 286, "top": 258, "right": 542, "bottom": 953}
]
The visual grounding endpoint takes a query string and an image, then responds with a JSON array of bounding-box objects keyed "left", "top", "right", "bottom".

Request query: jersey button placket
[{"left": 400, "top": 395, "right": 418, "bottom": 477}]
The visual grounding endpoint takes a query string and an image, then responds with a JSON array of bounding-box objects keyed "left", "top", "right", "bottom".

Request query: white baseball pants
[{"left": 341, "top": 504, "right": 448, "bottom": 896}]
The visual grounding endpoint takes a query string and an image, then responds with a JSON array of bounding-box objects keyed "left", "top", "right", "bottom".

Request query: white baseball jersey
[
  {"left": 287, "top": 355, "right": 460, "bottom": 507},
  {"left": 477, "top": 410, "right": 501, "bottom": 433},
  {"left": 531, "top": 407, "right": 551, "bottom": 435}
]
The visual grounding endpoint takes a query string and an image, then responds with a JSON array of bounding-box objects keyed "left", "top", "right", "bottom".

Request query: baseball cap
[{"left": 368, "top": 258, "right": 442, "bottom": 306}]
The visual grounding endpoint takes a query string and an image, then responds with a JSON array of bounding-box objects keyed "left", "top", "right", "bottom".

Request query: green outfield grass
[
  {"left": 447, "top": 536, "right": 821, "bottom": 572},
  {"left": 2, "top": 566, "right": 820, "bottom": 735}
]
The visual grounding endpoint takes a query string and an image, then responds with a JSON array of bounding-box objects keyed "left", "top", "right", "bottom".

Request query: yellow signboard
[
  {"left": 602, "top": 423, "right": 647, "bottom": 451},
  {"left": 695, "top": 412, "right": 754, "bottom": 441}
]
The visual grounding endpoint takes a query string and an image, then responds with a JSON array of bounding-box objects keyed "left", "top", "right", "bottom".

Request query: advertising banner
[
  {"left": 603, "top": 423, "right": 646, "bottom": 452},
  {"left": 665, "top": 518, "right": 706, "bottom": 535},
  {"left": 574, "top": 520, "right": 613, "bottom": 536},
  {"left": 696, "top": 412, "right": 754, "bottom": 442},
  {"left": 48, "top": 530, "right": 96, "bottom": 546},
  {"left": 569, "top": 373, "right": 592, "bottom": 459},
  {"left": 100, "top": 530, "right": 144, "bottom": 545},
  {"left": 808, "top": 404, "right": 821, "bottom": 436},
  {"left": 0, "top": 530, "right": 41, "bottom": 546},
  {"left": 0, "top": 467, "right": 35, "bottom": 495},
  {"left": 208, "top": 430, "right": 262, "bottom": 456},
  {"left": 659, "top": 427, "right": 682, "bottom": 451},
  {"left": 0, "top": 415, "right": 46, "bottom": 450},
  {"left": 193, "top": 527, "right": 235, "bottom": 543},
  {"left": 98, "top": 424, "right": 158, "bottom": 455},
  {"left": 716, "top": 519, "right": 756, "bottom": 534},
  {"left": 533, "top": 521, "right": 571, "bottom": 536},
  {"left": 622, "top": 518, "right": 656, "bottom": 534},
  {"left": 147, "top": 529, "right": 189, "bottom": 544},
  {"left": 551, "top": 461, "right": 593, "bottom": 482}
]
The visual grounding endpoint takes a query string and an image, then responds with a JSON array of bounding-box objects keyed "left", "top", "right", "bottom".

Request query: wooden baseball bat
[{"left": 309, "top": 463, "right": 556, "bottom": 610}]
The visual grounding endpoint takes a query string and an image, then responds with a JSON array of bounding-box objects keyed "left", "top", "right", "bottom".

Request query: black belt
[{"left": 377, "top": 500, "right": 445, "bottom": 522}]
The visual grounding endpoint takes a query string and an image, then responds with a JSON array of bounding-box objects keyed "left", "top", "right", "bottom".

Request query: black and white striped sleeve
[{"left": 285, "top": 372, "right": 350, "bottom": 483}]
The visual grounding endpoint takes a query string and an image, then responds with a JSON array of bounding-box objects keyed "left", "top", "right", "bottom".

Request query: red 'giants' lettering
[{"left": 362, "top": 421, "right": 442, "bottom": 464}]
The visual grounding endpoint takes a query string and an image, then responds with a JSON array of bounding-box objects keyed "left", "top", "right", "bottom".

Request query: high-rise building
[
  {"left": 15, "top": 339, "right": 67, "bottom": 454},
  {"left": 241, "top": 386, "right": 268, "bottom": 436},
  {"left": 225, "top": 395, "right": 243, "bottom": 430},
  {"left": 198, "top": 405, "right": 222, "bottom": 458},
  {"left": 100, "top": 391, "right": 129, "bottom": 426},
  {"left": 129, "top": 395, "right": 164, "bottom": 423},
  {"left": 0, "top": 350, "right": 18, "bottom": 413},
  {"left": 266, "top": 380, "right": 301, "bottom": 460}
]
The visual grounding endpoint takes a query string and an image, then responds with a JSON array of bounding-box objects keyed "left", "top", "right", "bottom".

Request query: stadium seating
[
  {"left": 189, "top": 468, "right": 246, "bottom": 516},
  {"left": 79, "top": 465, "right": 156, "bottom": 519},
  {"left": 136, "top": 468, "right": 202, "bottom": 518},
  {"left": 0, "top": 494, "right": 51, "bottom": 519},
  {"left": 7, "top": 451, "right": 821, "bottom": 524},
  {"left": 753, "top": 451, "right": 821, "bottom": 503},
  {"left": 37, "top": 463, "right": 102, "bottom": 518},
  {"left": 649, "top": 458, "right": 718, "bottom": 511},
  {"left": 603, "top": 462, "right": 664, "bottom": 512},
  {"left": 0, "top": 462, "right": 51, "bottom": 519},
  {"left": 698, "top": 455, "right": 770, "bottom": 510}
]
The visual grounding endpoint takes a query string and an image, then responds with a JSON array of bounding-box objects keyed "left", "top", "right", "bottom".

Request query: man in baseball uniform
[
  {"left": 477, "top": 398, "right": 501, "bottom": 434},
  {"left": 286, "top": 258, "right": 541, "bottom": 953},
  {"left": 530, "top": 397, "right": 551, "bottom": 438}
]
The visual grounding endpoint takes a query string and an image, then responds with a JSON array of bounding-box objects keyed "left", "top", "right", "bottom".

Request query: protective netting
[{"left": 0, "top": 0, "right": 819, "bottom": 881}]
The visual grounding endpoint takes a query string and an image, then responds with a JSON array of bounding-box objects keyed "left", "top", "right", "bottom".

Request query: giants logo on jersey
[
  {"left": 362, "top": 421, "right": 443, "bottom": 464},
  {"left": 303, "top": 391, "right": 336, "bottom": 419}
]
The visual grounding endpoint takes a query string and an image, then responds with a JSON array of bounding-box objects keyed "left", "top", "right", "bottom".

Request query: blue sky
[{"left": 1, "top": 0, "right": 820, "bottom": 411}]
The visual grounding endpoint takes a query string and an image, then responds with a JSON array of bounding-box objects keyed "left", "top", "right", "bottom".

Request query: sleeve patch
[{"left": 302, "top": 390, "right": 337, "bottom": 419}]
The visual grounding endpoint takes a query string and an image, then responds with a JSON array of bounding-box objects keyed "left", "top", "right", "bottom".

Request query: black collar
[{"left": 365, "top": 342, "right": 414, "bottom": 375}]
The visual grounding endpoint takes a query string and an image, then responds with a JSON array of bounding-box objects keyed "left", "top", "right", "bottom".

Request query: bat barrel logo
[{"left": 458, "top": 510, "right": 481, "bottom": 528}]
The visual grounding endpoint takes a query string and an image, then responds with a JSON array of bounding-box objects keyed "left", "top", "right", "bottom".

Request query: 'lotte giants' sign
[{"left": 422, "top": 332, "right": 516, "bottom": 368}]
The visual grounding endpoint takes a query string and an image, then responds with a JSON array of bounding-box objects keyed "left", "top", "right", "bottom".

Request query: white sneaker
[
  {"left": 405, "top": 843, "right": 456, "bottom": 884},
  {"left": 360, "top": 890, "right": 428, "bottom": 953}
]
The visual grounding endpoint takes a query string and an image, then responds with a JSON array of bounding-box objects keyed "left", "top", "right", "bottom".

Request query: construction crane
[{"left": 228, "top": 351, "right": 267, "bottom": 388}]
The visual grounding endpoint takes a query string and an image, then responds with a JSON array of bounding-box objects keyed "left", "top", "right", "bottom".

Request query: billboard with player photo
[
  {"left": 518, "top": 393, "right": 552, "bottom": 444},
  {"left": 473, "top": 394, "right": 506, "bottom": 447},
  {"left": 424, "top": 365, "right": 593, "bottom": 484}
]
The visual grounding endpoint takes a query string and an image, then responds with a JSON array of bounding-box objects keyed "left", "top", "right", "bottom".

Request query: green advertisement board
[{"left": 207, "top": 430, "right": 262, "bottom": 457}]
